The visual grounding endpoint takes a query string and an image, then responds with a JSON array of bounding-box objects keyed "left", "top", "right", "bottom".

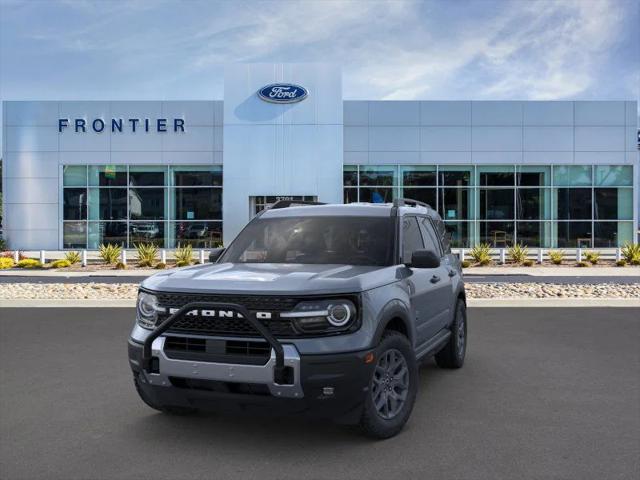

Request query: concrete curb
[{"left": 2, "top": 298, "right": 639, "bottom": 308}]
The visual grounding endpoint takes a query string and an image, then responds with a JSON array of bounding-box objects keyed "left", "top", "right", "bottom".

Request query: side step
[{"left": 415, "top": 329, "right": 451, "bottom": 361}]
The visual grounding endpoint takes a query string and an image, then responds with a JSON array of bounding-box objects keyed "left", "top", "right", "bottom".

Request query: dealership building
[{"left": 2, "top": 63, "right": 638, "bottom": 250}]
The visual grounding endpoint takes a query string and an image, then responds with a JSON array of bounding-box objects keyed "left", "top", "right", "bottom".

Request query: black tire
[
  {"left": 435, "top": 298, "right": 467, "bottom": 369},
  {"left": 133, "top": 375, "right": 197, "bottom": 415},
  {"left": 359, "top": 331, "right": 418, "bottom": 439}
]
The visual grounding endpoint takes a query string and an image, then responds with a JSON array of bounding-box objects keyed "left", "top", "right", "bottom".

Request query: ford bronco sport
[{"left": 128, "top": 198, "right": 467, "bottom": 438}]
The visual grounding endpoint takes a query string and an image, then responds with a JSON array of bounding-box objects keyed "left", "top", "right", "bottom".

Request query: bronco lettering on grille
[{"left": 167, "top": 308, "right": 272, "bottom": 320}]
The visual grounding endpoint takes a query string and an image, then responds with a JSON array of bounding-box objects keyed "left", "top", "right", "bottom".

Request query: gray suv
[{"left": 128, "top": 199, "right": 467, "bottom": 438}]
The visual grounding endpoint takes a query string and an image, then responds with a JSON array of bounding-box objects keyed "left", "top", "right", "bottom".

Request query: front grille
[
  {"left": 156, "top": 292, "right": 300, "bottom": 337},
  {"left": 153, "top": 291, "right": 360, "bottom": 338},
  {"left": 155, "top": 293, "right": 299, "bottom": 312}
]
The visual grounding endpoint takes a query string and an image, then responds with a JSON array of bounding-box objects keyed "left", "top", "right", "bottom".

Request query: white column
[
  {"left": 14, "top": 250, "right": 19, "bottom": 263},
  {"left": 39, "top": 250, "right": 46, "bottom": 264},
  {"left": 121, "top": 249, "right": 127, "bottom": 265},
  {"left": 499, "top": 248, "right": 506, "bottom": 265},
  {"left": 82, "top": 250, "right": 87, "bottom": 267},
  {"left": 160, "top": 249, "right": 166, "bottom": 264},
  {"left": 537, "top": 248, "right": 544, "bottom": 264},
  {"left": 199, "top": 249, "right": 205, "bottom": 264},
  {"left": 616, "top": 248, "right": 622, "bottom": 262},
  {"left": 576, "top": 248, "right": 582, "bottom": 262},
  {"left": 459, "top": 248, "right": 465, "bottom": 262}
]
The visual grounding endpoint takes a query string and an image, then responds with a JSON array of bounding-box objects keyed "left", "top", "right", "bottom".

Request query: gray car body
[{"left": 131, "top": 203, "right": 465, "bottom": 358}]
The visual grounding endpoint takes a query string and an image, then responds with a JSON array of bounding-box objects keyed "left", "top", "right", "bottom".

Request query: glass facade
[
  {"left": 343, "top": 164, "right": 634, "bottom": 248},
  {"left": 62, "top": 165, "right": 222, "bottom": 248}
]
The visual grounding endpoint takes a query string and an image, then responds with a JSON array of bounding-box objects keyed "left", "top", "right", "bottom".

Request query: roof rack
[
  {"left": 392, "top": 198, "right": 432, "bottom": 209},
  {"left": 269, "top": 199, "right": 327, "bottom": 210}
]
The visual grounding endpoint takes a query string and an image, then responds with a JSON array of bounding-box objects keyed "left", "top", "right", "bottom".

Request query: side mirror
[
  {"left": 208, "top": 247, "right": 225, "bottom": 263},
  {"left": 408, "top": 249, "right": 440, "bottom": 269}
]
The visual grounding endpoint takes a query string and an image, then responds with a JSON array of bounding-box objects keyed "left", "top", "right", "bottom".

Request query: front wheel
[
  {"left": 435, "top": 298, "right": 467, "bottom": 369},
  {"left": 359, "top": 331, "right": 418, "bottom": 439}
]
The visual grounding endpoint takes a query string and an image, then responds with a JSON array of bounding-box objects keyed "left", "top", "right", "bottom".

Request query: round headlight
[
  {"left": 327, "top": 303, "right": 352, "bottom": 327},
  {"left": 136, "top": 292, "right": 158, "bottom": 329}
]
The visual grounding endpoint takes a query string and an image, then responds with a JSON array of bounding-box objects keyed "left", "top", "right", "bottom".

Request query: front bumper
[{"left": 128, "top": 338, "right": 374, "bottom": 422}]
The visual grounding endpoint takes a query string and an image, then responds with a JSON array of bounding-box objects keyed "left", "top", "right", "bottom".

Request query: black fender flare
[{"left": 371, "top": 299, "right": 414, "bottom": 347}]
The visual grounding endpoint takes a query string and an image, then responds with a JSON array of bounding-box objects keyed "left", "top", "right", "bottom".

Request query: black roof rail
[
  {"left": 269, "top": 199, "right": 327, "bottom": 210},
  {"left": 392, "top": 198, "right": 432, "bottom": 210}
]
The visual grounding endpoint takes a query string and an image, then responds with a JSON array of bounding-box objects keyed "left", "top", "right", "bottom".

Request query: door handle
[{"left": 430, "top": 275, "right": 441, "bottom": 284}]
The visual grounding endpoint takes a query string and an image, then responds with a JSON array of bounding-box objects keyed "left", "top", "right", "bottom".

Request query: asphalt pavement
[{"left": 0, "top": 307, "right": 638, "bottom": 480}]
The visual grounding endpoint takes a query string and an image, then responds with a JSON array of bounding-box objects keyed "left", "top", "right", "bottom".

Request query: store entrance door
[{"left": 250, "top": 195, "right": 317, "bottom": 217}]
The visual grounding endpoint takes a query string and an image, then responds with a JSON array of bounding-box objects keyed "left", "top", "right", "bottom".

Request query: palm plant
[
  {"left": 99, "top": 243, "right": 121, "bottom": 265},
  {"left": 135, "top": 243, "right": 158, "bottom": 267},
  {"left": 621, "top": 242, "right": 640, "bottom": 265},
  {"left": 174, "top": 244, "right": 194, "bottom": 267},
  {"left": 64, "top": 251, "right": 81, "bottom": 265},
  {"left": 469, "top": 243, "right": 492, "bottom": 266},
  {"left": 584, "top": 251, "right": 600, "bottom": 265},
  {"left": 548, "top": 250, "right": 564, "bottom": 265},
  {"left": 508, "top": 243, "right": 528, "bottom": 264}
]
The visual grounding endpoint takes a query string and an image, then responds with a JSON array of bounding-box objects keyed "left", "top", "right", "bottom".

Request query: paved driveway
[{"left": 0, "top": 307, "right": 638, "bottom": 480}]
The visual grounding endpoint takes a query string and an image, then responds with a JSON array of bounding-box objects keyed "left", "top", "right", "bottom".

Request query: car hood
[{"left": 141, "top": 262, "right": 398, "bottom": 295}]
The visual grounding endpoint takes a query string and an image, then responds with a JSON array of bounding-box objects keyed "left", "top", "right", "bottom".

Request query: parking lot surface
[{"left": 0, "top": 307, "right": 638, "bottom": 480}]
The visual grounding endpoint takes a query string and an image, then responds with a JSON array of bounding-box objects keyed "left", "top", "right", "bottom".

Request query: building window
[
  {"left": 62, "top": 165, "right": 222, "bottom": 249},
  {"left": 343, "top": 164, "right": 634, "bottom": 248}
]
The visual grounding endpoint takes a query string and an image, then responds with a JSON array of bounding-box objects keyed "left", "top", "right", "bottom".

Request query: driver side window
[{"left": 402, "top": 217, "right": 424, "bottom": 264}]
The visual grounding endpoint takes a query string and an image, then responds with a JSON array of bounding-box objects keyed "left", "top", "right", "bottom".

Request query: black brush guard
[{"left": 141, "top": 302, "right": 289, "bottom": 384}]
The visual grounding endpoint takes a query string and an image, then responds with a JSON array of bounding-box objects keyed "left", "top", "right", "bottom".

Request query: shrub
[
  {"left": 615, "top": 259, "right": 627, "bottom": 267},
  {"left": 65, "top": 251, "right": 81, "bottom": 265},
  {"left": 154, "top": 262, "right": 167, "bottom": 269},
  {"left": 0, "top": 257, "right": 15, "bottom": 269},
  {"left": 522, "top": 259, "right": 534, "bottom": 267},
  {"left": 51, "top": 259, "right": 71, "bottom": 269},
  {"left": 99, "top": 243, "right": 122, "bottom": 264},
  {"left": 548, "top": 250, "right": 564, "bottom": 265},
  {"left": 0, "top": 238, "right": 5, "bottom": 250},
  {"left": 174, "top": 244, "right": 194, "bottom": 267},
  {"left": 135, "top": 243, "right": 158, "bottom": 267},
  {"left": 17, "top": 258, "right": 43, "bottom": 269},
  {"left": 461, "top": 260, "right": 471, "bottom": 268},
  {"left": 470, "top": 243, "right": 491, "bottom": 266},
  {"left": 508, "top": 243, "right": 528, "bottom": 264},
  {"left": 115, "top": 261, "right": 127, "bottom": 270},
  {"left": 1, "top": 251, "right": 27, "bottom": 260},
  {"left": 576, "top": 260, "right": 590, "bottom": 268},
  {"left": 584, "top": 251, "right": 600, "bottom": 265},
  {"left": 621, "top": 243, "right": 640, "bottom": 265}
]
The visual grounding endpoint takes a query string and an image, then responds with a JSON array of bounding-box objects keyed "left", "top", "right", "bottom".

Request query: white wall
[
  {"left": 222, "top": 63, "right": 343, "bottom": 243},
  {"left": 2, "top": 100, "right": 223, "bottom": 249}
]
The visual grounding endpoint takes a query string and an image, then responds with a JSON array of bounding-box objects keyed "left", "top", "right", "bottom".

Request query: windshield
[{"left": 221, "top": 216, "right": 395, "bottom": 266}]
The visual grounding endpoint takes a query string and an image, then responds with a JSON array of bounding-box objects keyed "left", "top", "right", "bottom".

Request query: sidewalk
[{"left": 463, "top": 266, "right": 640, "bottom": 277}]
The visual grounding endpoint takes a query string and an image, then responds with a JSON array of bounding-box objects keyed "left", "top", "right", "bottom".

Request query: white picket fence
[
  {"left": 10, "top": 249, "right": 214, "bottom": 267},
  {"left": 453, "top": 247, "right": 624, "bottom": 263}
]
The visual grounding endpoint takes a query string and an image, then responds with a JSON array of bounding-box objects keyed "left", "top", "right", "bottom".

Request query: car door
[
  {"left": 401, "top": 216, "right": 444, "bottom": 346},
  {"left": 418, "top": 216, "right": 453, "bottom": 334}
]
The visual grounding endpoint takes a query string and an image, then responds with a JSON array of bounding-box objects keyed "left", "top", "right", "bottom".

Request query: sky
[{"left": 0, "top": 0, "right": 638, "bottom": 149}]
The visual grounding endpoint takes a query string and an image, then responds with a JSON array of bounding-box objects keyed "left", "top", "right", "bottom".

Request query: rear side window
[
  {"left": 419, "top": 217, "right": 442, "bottom": 257},
  {"left": 402, "top": 216, "right": 424, "bottom": 264},
  {"left": 433, "top": 218, "right": 450, "bottom": 253}
]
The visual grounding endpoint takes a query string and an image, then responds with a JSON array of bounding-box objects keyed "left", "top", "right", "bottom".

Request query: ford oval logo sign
[{"left": 258, "top": 83, "right": 308, "bottom": 104}]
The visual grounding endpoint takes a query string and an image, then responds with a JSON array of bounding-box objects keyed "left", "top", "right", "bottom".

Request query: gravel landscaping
[{"left": 1, "top": 282, "right": 639, "bottom": 300}]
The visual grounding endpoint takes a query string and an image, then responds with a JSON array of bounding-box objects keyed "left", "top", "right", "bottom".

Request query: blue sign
[{"left": 258, "top": 84, "right": 308, "bottom": 104}]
